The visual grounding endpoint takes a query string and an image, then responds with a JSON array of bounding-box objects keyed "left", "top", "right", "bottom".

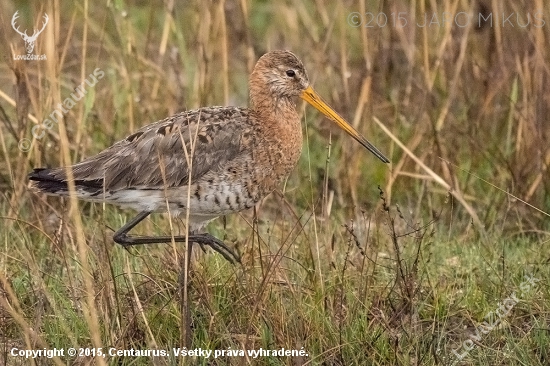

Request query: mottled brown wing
[{"left": 47, "top": 107, "right": 252, "bottom": 192}]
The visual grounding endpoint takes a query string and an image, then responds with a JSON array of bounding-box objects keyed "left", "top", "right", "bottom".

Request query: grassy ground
[{"left": 1, "top": 0, "right": 549, "bottom": 365}]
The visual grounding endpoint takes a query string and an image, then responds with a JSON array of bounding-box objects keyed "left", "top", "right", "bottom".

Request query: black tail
[
  {"left": 29, "top": 168, "right": 103, "bottom": 195},
  {"left": 29, "top": 168, "right": 70, "bottom": 193}
]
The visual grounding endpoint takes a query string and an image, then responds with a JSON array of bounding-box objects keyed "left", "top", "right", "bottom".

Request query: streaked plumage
[{"left": 29, "top": 50, "right": 388, "bottom": 263}]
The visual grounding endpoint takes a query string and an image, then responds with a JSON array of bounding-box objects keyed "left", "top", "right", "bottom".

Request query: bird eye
[{"left": 286, "top": 69, "right": 296, "bottom": 77}]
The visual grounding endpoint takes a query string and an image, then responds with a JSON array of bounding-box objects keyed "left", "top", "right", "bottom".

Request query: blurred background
[{"left": 0, "top": 1, "right": 549, "bottom": 365}]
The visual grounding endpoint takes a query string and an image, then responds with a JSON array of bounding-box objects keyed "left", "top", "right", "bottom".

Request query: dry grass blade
[{"left": 373, "top": 116, "right": 484, "bottom": 232}]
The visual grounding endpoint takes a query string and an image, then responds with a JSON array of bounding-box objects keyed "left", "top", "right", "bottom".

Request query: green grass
[{"left": 1, "top": 0, "right": 550, "bottom": 365}]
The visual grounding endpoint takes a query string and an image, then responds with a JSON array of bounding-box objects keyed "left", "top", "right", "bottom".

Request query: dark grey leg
[{"left": 113, "top": 211, "right": 240, "bottom": 264}]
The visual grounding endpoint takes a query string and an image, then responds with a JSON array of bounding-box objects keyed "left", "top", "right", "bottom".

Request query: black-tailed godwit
[{"left": 29, "top": 50, "right": 389, "bottom": 263}]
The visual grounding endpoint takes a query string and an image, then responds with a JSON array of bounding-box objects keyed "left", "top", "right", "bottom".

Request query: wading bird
[{"left": 29, "top": 50, "right": 389, "bottom": 263}]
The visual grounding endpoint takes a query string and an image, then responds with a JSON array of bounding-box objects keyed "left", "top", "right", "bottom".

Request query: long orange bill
[{"left": 301, "top": 86, "right": 389, "bottom": 163}]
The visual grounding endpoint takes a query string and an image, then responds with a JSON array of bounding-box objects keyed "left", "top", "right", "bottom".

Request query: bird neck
[{"left": 248, "top": 76, "right": 298, "bottom": 121}]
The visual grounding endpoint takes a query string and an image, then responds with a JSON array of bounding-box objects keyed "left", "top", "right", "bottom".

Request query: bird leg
[{"left": 113, "top": 211, "right": 240, "bottom": 264}]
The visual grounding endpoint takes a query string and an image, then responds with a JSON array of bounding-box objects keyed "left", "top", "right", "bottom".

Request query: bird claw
[{"left": 190, "top": 233, "right": 241, "bottom": 264}]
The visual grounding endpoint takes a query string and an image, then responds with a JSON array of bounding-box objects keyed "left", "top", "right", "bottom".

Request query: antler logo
[{"left": 11, "top": 11, "right": 49, "bottom": 54}]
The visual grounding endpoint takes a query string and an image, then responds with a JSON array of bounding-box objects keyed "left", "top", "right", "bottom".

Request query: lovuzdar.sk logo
[{"left": 11, "top": 11, "right": 49, "bottom": 61}]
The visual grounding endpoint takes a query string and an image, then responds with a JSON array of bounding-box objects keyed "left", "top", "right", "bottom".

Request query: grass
[{"left": 1, "top": 0, "right": 549, "bottom": 365}]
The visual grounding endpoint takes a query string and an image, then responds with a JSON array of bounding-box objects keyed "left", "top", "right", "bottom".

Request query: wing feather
[{"left": 39, "top": 107, "right": 252, "bottom": 192}]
